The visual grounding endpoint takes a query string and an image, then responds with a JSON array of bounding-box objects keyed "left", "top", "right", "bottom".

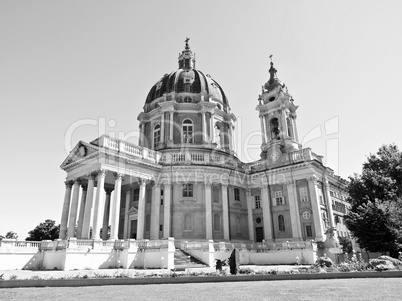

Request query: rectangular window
[
  {"left": 306, "top": 225, "right": 313, "bottom": 238},
  {"left": 234, "top": 188, "right": 240, "bottom": 201},
  {"left": 182, "top": 183, "right": 193, "bottom": 197},
  {"left": 133, "top": 188, "right": 139, "bottom": 202},
  {"left": 299, "top": 187, "right": 308, "bottom": 202},
  {"left": 255, "top": 195, "right": 261, "bottom": 209},
  {"left": 275, "top": 191, "right": 284, "bottom": 205}
]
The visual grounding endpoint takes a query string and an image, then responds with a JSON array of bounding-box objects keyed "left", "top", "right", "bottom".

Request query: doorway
[{"left": 255, "top": 227, "right": 264, "bottom": 242}]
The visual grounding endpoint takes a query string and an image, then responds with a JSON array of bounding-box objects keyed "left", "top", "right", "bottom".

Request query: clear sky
[{"left": 1, "top": 0, "right": 401, "bottom": 238}]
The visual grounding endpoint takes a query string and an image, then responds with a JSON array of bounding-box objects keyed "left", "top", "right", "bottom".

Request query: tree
[
  {"left": 345, "top": 144, "right": 402, "bottom": 256},
  {"left": 26, "top": 219, "right": 60, "bottom": 241},
  {"left": 5, "top": 231, "right": 18, "bottom": 239}
]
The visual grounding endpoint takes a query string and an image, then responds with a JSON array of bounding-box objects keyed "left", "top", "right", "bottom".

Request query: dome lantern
[{"left": 178, "top": 38, "right": 196, "bottom": 70}]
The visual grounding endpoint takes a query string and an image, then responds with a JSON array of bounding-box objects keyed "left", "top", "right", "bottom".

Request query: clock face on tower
[{"left": 268, "top": 147, "right": 282, "bottom": 163}]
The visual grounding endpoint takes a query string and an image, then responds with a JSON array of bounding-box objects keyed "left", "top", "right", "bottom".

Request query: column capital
[
  {"left": 114, "top": 172, "right": 124, "bottom": 180},
  {"left": 73, "top": 178, "right": 82, "bottom": 185},
  {"left": 64, "top": 180, "right": 74, "bottom": 188},
  {"left": 152, "top": 180, "right": 160, "bottom": 189},
  {"left": 87, "top": 171, "right": 98, "bottom": 180},
  {"left": 139, "top": 178, "right": 150, "bottom": 187},
  {"left": 204, "top": 181, "right": 212, "bottom": 188},
  {"left": 307, "top": 175, "right": 319, "bottom": 184},
  {"left": 105, "top": 188, "right": 114, "bottom": 195},
  {"left": 162, "top": 181, "right": 171, "bottom": 188},
  {"left": 246, "top": 189, "right": 251, "bottom": 196},
  {"left": 221, "top": 183, "right": 229, "bottom": 189},
  {"left": 262, "top": 184, "right": 269, "bottom": 191},
  {"left": 98, "top": 169, "right": 108, "bottom": 178},
  {"left": 285, "top": 180, "right": 296, "bottom": 187},
  {"left": 81, "top": 185, "right": 88, "bottom": 192}
]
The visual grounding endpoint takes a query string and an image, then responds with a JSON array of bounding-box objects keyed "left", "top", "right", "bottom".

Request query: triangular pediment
[
  {"left": 60, "top": 141, "right": 99, "bottom": 169},
  {"left": 127, "top": 206, "right": 138, "bottom": 215}
]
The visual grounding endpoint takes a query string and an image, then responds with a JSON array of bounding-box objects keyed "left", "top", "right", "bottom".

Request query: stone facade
[{"left": 59, "top": 41, "right": 350, "bottom": 247}]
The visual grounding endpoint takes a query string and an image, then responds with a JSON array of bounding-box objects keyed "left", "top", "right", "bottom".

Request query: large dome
[
  {"left": 144, "top": 39, "right": 229, "bottom": 111},
  {"left": 145, "top": 69, "right": 228, "bottom": 105}
]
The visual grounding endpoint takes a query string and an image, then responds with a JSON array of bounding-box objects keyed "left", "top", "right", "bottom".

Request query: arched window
[
  {"left": 214, "top": 214, "right": 221, "bottom": 231},
  {"left": 270, "top": 118, "right": 280, "bottom": 140},
  {"left": 278, "top": 215, "right": 285, "bottom": 232},
  {"left": 145, "top": 214, "right": 151, "bottom": 231},
  {"left": 153, "top": 124, "right": 161, "bottom": 148},
  {"left": 182, "top": 119, "right": 193, "bottom": 143},
  {"left": 184, "top": 214, "right": 192, "bottom": 231}
]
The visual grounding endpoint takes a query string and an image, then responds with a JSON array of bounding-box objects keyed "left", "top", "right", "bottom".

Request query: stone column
[
  {"left": 202, "top": 111, "right": 207, "bottom": 142},
  {"left": 160, "top": 112, "right": 165, "bottom": 143},
  {"left": 150, "top": 182, "right": 161, "bottom": 239},
  {"left": 286, "top": 180, "right": 302, "bottom": 240},
  {"left": 81, "top": 173, "right": 96, "bottom": 239},
  {"left": 102, "top": 188, "right": 113, "bottom": 240},
  {"left": 137, "top": 179, "right": 148, "bottom": 239},
  {"left": 163, "top": 183, "right": 171, "bottom": 238},
  {"left": 67, "top": 179, "right": 81, "bottom": 237},
  {"left": 221, "top": 184, "right": 230, "bottom": 240},
  {"left": 260, "top": 115, "right": 266, "bottom": 145},
  {"left": 123, "top": 188, "right": 131, "bottom": 239},
  {"left": 308, "top": 176, "right": 325, "bottom": 241},
  {"left": 209, "top": 113, "right": 215, "bottom": 143},
  {"left": 280, "top": 108, "right": 288, "bottom": 138},
  {"left": 292, "top": 115, "right": 299, "bottom": 142},
  {"left": 205, "top": 182, "right": 213, "bottom": 239},
  {"left": 169, "top": 112, "right": 174, "bottom": 141},
  {"left": 323, "top": 176, "right": 336, "bottom": 229},
  {"left": 140, "top": 122, "right": 145, "bottom": 146},
  {"left": 110, "top": 173, "right": 123, "bottom": 240},
  {"left": 265, "top": 115, "right": 271, "bottom": 142},
  {"left": 261, "top": 185, "right": 273, "bottom": 241},
  {"left": 76, "top": 185, "right": 88, "bottom": 239},
  {"left": 60, "top": 181, "right": 73, "bottom": 240},
  {"left": 246, "top": 189, "right": 255, "bottom": 241},
  {"left": 228, "top": 124, "right": 233, "bottom": 151},
  {"left": 92, "top": 169, "right": 107, "bottom": 239}
]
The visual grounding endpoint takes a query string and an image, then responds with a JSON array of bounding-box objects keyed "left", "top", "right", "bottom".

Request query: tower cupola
[{"left": 256, "top": 56, "right": 301, "bottom": 160}]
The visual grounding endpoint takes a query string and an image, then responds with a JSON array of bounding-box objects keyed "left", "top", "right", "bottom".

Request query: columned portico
[
  {"left": 92, "top": 170, "right": 107, "bottom": 239},
  {"left": 60, "top": 181, "right": 73, "bottom": 239},
  {"left": 204, "top": 182, "right": 213, "bottom": 239},
  {"left": 110, "top": 173, "right": 123, "bottom": 240},
  {"left": 136, "top": 179, "right": 147, "bottom": 239},
  {"left": 261, "top": 185, "right": 273, "bottom": 241},
  {"left": 81, "top": 174, "right": 96, "bottom": 239},
  {"left": 67, "top": 179, "right": 81, "bottom": 237}
]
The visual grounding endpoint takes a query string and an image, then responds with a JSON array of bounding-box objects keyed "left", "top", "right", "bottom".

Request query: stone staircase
[{"left": 174, "top": 249, "right": 208, "bottom": 271}]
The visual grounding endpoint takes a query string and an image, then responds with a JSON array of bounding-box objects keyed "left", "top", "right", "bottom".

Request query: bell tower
[{"left": 256, "top": 56, "right": 301, "bottom": 159}]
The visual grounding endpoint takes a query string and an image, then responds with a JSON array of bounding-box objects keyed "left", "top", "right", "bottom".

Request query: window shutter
[
  {"left": 251, "top": 199, "right": 256, "bottom": 209},
  {"left": 282, "top": 196, "right": 286, "bottom": 205},
  {"left": 272, "top": 198, "right": 277, "bottom": 206}
]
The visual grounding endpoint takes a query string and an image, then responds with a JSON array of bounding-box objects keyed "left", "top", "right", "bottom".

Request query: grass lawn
[{"left": 1, "top": 278, "right": 402, "bottom": 300}]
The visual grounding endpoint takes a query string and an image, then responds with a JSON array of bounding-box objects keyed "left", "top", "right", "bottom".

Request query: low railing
[{"left": 98, "top": 135, "right": 162, "bottom": 164}]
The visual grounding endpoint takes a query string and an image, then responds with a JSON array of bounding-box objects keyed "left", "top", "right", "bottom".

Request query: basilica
[{"left": 59, "top": 40, "right": 350, "bottom": 252}]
